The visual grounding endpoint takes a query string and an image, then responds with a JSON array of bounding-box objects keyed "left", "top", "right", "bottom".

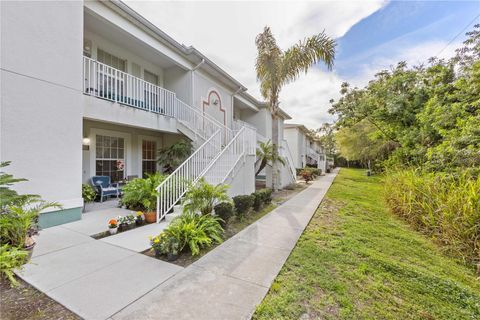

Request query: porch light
[{"left": 82, "top": 138, "right": 90, "bottom": 146}]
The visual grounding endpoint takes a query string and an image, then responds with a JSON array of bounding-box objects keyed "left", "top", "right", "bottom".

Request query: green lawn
[{"left": 254, "top": 168, "right": 480, "bottom": 320}]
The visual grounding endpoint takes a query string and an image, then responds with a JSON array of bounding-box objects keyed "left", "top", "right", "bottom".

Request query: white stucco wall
[
  {"left": 193, "top": 70, "right": 234, "bottom": 129},
  {"left": 227, "top": 155, "right": 256, "bottom": 197},
  {"left": 1, "top": 1, "right": 84, "bottom": 210},
  {"left": 164, "top": 67, "right": 191, "bottom": 104},
  {"left": 284, "top": 129, "right": 301, "bottom": 168}
]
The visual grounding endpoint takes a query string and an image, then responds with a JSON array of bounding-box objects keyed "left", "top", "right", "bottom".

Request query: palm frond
[{"left": 281, "top": 31, "right": 336, "bottom": 84}]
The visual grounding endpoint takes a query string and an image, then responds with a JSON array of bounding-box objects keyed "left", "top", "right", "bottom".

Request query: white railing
[
  {"left": 176, "top": 99, "right": 234, "bottom": 146},
  {"left": 281, "top": 139, "right": 297, "bottom": 180},
  {"left": 233, "top": 120, "right": 256, "bottom": 155},
  {"left": 83, "top": 56, "right": 176, "bottom": 116},
  {"left": 203, "top": 127, "right": 246, "bottom": 185},
  {"left": 156, "top": 129, "right": 222, "bottom": 221}
]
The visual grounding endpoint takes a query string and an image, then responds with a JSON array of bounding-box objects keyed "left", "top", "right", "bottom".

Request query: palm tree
[
  {"left": 256, "top": 140, "right": 286, "bottom": 176},
  {"left": 255, "top": 27, "right": 335, "bottom": 190}
]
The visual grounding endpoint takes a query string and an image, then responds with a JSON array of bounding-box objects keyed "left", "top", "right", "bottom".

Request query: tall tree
[{"left": 255, "top": 27, "right": 335, "bottom": 190}]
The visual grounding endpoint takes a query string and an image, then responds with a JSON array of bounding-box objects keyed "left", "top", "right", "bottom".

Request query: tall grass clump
[{"left": 385, "top": 169, "right": 480, "bottom": 267}]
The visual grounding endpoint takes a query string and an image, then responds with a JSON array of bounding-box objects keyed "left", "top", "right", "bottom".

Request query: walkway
[{"left": 17, "top": 170, "right": 338, "bottom": 320}]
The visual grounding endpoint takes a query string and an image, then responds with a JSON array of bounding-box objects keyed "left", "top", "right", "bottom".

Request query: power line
[{"left": 435, "top": 12, "right": 480, "bottom": 57}]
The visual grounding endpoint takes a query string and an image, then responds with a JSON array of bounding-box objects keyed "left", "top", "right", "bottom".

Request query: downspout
[
  {"left": 231, "top": 86, "right": 244, "bottom": 128},
  {"left": 190, "top": 59, "right": 205, "bottom": 107}
]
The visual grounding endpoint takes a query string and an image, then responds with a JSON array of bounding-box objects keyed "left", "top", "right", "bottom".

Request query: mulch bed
[{"left": 0, "top": 277, "right": 80, "bottom": 320}]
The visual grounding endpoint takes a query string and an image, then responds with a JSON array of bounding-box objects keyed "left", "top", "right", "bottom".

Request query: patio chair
[{"left": 90, "top": 176, "right": 121, "bottom": 202}]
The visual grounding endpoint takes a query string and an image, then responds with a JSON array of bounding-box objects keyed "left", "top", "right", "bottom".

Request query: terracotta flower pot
[{"left": 144, "top": 211, "right": 157, "bottom": 223}]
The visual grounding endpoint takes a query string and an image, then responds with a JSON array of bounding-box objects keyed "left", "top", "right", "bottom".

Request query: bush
[
  {"left": 121, "top": 173, "right": 166, "bottom": 211},
  {"left": 153, "top": 213, "right": 224, "bottom": 256},
  {"left": 310, "top": 168, "right": 322, "bottom": 177},
  {"left": 0, "top": 162, "right": 60, "bottom": 286},
  {"left": 257, "top": 188, "right": 273, "bottom": 204},
  {"left": 182, "top": 178, "right": 231, "bottom": 215},
  {"left": 214, "top": 202, "right": 235, "bottom": 224},
  {"left": 82, "top": 184, "right": 96, "bottom": 203},
  {"left": 0, "top": 244, "right": 28, "bottom": 285},
  {"left": 299, "top": 168, "right": 314, "bottom": 184},
  {"left": 233, "top": 195, "right": 254, "bottom": 219},
  {"left": 251, "top": 192, "right": 263, "bottom": 211},
  {"left": 385, "top": 169, "right": 480, "bottom": 265}
]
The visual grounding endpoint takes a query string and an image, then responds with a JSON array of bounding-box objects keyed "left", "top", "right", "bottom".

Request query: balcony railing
[{"left": 83, "top": 56, "right": 176, "bottom": 117}]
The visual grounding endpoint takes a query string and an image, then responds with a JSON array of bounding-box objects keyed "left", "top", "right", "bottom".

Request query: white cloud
[{"left": 125, "top": 0, "right": 386, "bottom": 129}]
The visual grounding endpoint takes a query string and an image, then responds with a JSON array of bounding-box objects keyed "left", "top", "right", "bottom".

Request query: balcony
[{"left": 83, "top": 56, "right": 176, "bottom": 117}]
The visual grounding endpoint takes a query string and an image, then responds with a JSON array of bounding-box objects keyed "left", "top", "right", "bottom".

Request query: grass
[{"left": 254, "top": 168, "right": 480, "bottom": 320}]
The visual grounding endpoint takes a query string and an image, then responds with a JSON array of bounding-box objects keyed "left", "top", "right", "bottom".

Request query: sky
[{"left": 125, "top": 0, "right": 480, "bottom": 129}]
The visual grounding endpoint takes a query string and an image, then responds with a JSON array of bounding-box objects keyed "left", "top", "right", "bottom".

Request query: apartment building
[
  {"left": 284, "top": 124, "right": 327, "bottom": 172},
  {"left": 1, "top": 0, "right": 300, "bottom": 228}
]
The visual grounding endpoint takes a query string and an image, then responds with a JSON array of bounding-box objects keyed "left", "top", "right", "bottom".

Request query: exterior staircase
[
  {"left": 82, "top": 56, "right": 256, "bottom": 222},
  {"left": 155, "top": 96, "right": 256, "bottom": 221}
]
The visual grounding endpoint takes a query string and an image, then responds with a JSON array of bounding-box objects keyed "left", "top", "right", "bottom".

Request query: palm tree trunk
[{"left": 271, "top": 113, "right": 280, "bottom": 191}]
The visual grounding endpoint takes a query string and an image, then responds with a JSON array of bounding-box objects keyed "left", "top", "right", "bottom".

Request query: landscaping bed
[
  {"left": 144, "top": 181, "right": 308, "bottom": 267},
  {"left": 144, "top": 203, "right": 278, "bottom": 267},
  {"left": 254, "top": 168, "right": 480, "bottom": 320},
  {"left": 0, "top": 277, "right": 80, "bottom": 320}
]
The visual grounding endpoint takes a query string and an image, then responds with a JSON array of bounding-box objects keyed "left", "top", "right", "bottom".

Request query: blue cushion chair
[{"left": 90, "top": 176, "right": 120, "bottom": 202}]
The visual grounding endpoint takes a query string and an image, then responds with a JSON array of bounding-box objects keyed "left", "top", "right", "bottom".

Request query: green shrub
[
  {"left": 82, "top": 184, "right": 96, "bottom": 203},
  {"left": 257, "top": 188, "right": 273, "bottom": 204},
  {"left": 214, "top": 202, "right": 235, "bottom": 224},
  {"left": 310, "top": 168, "right": 322, "bottom": 177},
  {"left": 121, "top": 173, "right": 166, "bottom": 211},
  {"left": 251, "top": 192, "right": 263, "bottom": 211},
  {"left": 233, "top": 195, "right": 254, "bottom": 219},
  {"left": 154, "top": 213, "right": 223, "bottom": 256},
  {"left": 0, "top": 244, "right": 28, "bottom": 286},
  {"left": 0, "top": 162, "right": 59, "bottom": 286},
  {"left": 385, "top": 169, "right": 480, "bottom": 265},
  {"left": 182, "top": 178, "right": 231, "bottom": 215}
]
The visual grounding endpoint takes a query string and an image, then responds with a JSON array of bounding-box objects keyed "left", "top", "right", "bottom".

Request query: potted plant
[
  {"left": 82, "top": 184, "right": 96, "bottom": 212},
  {"left": 117, "top": 215, "right": 127, "bottom": 232},
  {"left": 108, "top": 218, "right": 118, "bottom": 234},
  {"left": 150, "top": 234, "right": 164, "bottom": 258},
  {"left": 126, "top": 214, "right": 136, "bottom": 230},
  {"left": 121, "top": 173, "right": 166, "bottom": 223},
  {"left": 135, "top": 211, "right": 145, "bottom": 226}
]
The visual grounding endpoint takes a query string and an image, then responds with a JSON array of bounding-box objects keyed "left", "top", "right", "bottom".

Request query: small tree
[
  {"left": 256, "top": 140, "right": 286, "bottom": 176},
  {"left": 182, "top": 178, "right": 231, "bottom": 215}
]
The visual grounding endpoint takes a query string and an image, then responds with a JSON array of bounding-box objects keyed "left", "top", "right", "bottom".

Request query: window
[
  {"left": 142, "top": 140, "right": 157, "bottom": 178},
  {"left": 144, "top": 70, "right": 158, "bottom": 85},
  {"left": 97, "top": 49, "right": 126, "bottom": 71},
  {"left": 96, "top": 135, "right": 125, "bottom": 182}
]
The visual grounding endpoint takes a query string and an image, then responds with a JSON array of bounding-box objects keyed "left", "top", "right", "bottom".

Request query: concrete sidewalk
[
  {"left": 112, "top": 169, "right": 339, "bottom": 320},
  {"left": 17, "top": 169, "right": 338, "bottom": 320}
]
